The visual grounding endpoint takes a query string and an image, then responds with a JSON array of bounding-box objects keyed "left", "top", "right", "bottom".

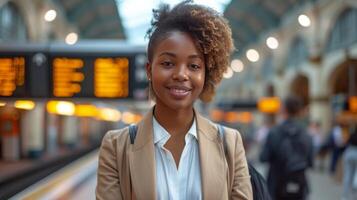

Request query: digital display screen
[
  {"left": 51, "top": 57, "right": 130, "bottom": 98},
  {"left": 52, "top": 58, "right": 85, "bottom": 97},
  {"left": 94, "top": 58, "right": 129, "bottom": 98},
  {"left": 0, "top": 57, "right": 25, "bottom": 97},
  {"left": 0, "top": 44, "right": 147, "bottom": 99}
]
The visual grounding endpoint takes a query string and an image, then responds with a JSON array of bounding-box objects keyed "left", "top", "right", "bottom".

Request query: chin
[
  {"left": 158, "top": 96, "right": 195, "bottom": 111},
  {"left": 166, "top": 101, "right": 193, "bottom": 111}
]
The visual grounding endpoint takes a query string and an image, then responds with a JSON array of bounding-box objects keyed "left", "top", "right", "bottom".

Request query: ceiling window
[
  {"left": 326, "top": 8, "right": 357, "bottom": 52},
  {"left": 0, "top": 2, "right": 28, "bottom": 42},
  {"left": 261, "top": 55, "right": 274, "bottom": 80},
  {"left": 286, "top": 37, "right": 308, "bottom": 68}
]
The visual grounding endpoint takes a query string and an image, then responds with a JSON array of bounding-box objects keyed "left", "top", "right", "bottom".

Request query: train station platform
[
  {"left": 8, "top": 150, "right": 343, "bottom": 200},
  {"left": 0, "top": 144, "right": 98, "bottom": 199}
]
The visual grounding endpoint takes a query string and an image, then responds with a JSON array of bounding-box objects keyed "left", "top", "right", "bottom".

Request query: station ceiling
[
  {"left": 53, "top": 0, "right": 312, "bottom": 46},
  {"left": 224, "top": 0, "right": 313, "bottom": 55},
  {"left": 54, "top": 0, "right": 126, "bottom": 39}
]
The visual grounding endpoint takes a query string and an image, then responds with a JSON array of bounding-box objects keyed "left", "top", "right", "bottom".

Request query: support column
[
  {"left": 46, "top": 113, "right": 59, "bottom": 154},
  {"left": 21, "top": 102, "right": 45, "bottom": 158},
  {"left": 88, "top": 118, "right": 102, "bottom": 143},
  {"left": 62, "top": 116, "right": 78, "bottom": 148},
  {"left": 309, "top": 64, "right": 331, "bottom": 135},
  {"left": 309, "top": 97, "right": 332, "bottom": 135},
  {"left": 1, "top": 107, "right": 20, "bottom": 161}
]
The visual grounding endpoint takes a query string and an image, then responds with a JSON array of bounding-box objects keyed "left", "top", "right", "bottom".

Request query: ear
[{"left": 146, "top": 62, "right": 152, "bottom": 81}]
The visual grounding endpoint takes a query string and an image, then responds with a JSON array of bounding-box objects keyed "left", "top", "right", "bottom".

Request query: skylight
[{"left": 116, "top": 0, "right": 231, "bottom": 44}]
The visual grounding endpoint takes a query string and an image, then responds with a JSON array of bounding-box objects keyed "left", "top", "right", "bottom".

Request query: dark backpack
[
  {"left": 128, "top": 124, "right": 271, "bottom": 200},
  {"left": 275, "top": 123, "right": 310, "bottom": 199}
]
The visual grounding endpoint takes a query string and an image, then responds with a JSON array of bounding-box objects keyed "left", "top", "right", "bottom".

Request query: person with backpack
[
  {"left": 96, "top": 1, "right": 252, "bottom": 199},
  {"left": 260, "top": 96, "right": 314, "bottom": 200}
]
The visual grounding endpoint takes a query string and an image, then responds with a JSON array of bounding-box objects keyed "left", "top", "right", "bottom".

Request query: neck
[{"left": 153, "top": 105, "right": 194, "bottom": 137}]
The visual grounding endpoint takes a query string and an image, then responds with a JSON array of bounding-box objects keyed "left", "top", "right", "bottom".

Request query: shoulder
[
  {"left": 103, "top": 127, "right": 130, "bottom": 140},
  {"left": 100, "top": 127, "right": 131, "bottom": 150},
  {"left": 222, "top": 125, "right": 242, "bottom": 138},
  {"left": 215, "top": 123, "right": 244, "bottom": 148}
]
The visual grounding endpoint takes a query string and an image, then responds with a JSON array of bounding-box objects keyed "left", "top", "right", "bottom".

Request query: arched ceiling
[
  {"left": 55, "top": 0, "right": 125, "bottom": 39},
  {"left": 224, "top": 0, "right": 312, "bottom": 55}
]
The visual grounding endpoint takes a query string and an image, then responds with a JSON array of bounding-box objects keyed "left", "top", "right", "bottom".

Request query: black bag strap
[
  {"left": 129, "top": 124, "right": 138, "bottom": 144},
  {"left": 217, "top": 124, "right": 228, "bottom": 157}
]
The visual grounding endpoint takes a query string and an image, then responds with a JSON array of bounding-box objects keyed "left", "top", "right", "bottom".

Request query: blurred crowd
[{"left": 251, "top": 96, "right": 357, "bottom": 200}]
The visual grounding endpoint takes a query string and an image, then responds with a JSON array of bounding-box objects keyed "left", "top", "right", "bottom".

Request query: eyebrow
[
  {"left": 158, "top": 52, "right": 176, "bottom": 57},
  {"left": 158, "top": 52, "right": 203, "bottom": 60},
  {"left": 188, "top": 55, "right": 203, "bottom": 60}
]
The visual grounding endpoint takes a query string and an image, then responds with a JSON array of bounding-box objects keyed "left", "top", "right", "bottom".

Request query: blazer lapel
[
  {"left": 196, "top": 110, "right": 228, "bottom": 200},
  {"left": 129, "top": 109, "right": 156, "bottom": 200}
]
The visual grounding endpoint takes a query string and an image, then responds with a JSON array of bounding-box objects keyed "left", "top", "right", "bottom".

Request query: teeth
[{"left": 172, "top": 88, "right": 187, "bottom": 93}]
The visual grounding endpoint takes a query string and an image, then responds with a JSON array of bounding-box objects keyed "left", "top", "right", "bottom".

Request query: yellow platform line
[{"left": 11, "top": 149, "right": 98, "bottom": 200}]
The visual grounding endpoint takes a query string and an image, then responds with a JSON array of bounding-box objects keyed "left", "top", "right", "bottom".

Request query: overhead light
[
  {"left": 246, "top": 49, "right": 260, "bottom": 62},
  {"left": 210, "top": 109, "right": 224, "bottom": 121},
  {"left": 122, "top": 111, "right": 136, "bottom": 124},
  {"left": 44, "top": 9, "right": 57, "bottom": 22},
  {"left": 258, "top": 97, "right": 281, "bottom": 113},
  {"left": 223, "top": 67, "right": 233, "bottom": 79},
  {"left": 133, "top": 114, "right": 143, "bottom": 123},
  {"left": 75, "top": 104, "right": 98, "bottom": 117},
  {"left": 65, "top": 33, "right": 78, "bottom": 45},
  {"left": 225, "top": 111, "right": 239, "bottom": 123},
  {"left": 47, "top": 101, "right": 75, "bottom": 116},
  {"left": 14, "top": 100, "right": 35, "bottom": 110},
  {"left": 266, "top": 37, "right": 279, "bottom": 49},
  {"left": 98, "top": 108, "right": 121, "bottom": 122},
  {"left": 298, "top": 14, "right": 311, "bottom": 27},
  {"left": 231, "top": 59, "right": 244, "bottom": 72},
  {"left": 349, "top": 96, "right": 357, "bottom": 113}
]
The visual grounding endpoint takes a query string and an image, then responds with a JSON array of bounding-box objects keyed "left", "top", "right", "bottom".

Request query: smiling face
[{"left": 146, "top": 31, "right": 206, "bottom": 111}]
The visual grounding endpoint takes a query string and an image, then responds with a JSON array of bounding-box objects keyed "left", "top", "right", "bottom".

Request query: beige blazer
[{"left": 96, "top": 108, "right": 252, "bottom": 200}]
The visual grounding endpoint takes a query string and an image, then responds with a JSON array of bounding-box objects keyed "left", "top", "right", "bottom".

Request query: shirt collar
[{"left": 152, "top": 116, "right": 198, "bottom": 145}]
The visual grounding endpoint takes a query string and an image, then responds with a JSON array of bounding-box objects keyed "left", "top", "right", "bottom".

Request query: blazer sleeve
[
  {"left": 231, "top": 131, "right": 253, "bottom": 200},
  {"left": 96, "top": 131, "right": 123, "bottom": 200}
]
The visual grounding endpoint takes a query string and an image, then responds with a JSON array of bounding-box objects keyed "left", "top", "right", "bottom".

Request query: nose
[{"left": 172, "top": 64, "right": 188, "bottom": 81}]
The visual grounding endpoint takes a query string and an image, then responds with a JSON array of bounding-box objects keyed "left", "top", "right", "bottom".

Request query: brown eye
[
  {"left": 160, "top": 61, "right": 174, "bottom": 68},
  {"left": 190, "top": 63, "right": 201, "bottom": 70}
]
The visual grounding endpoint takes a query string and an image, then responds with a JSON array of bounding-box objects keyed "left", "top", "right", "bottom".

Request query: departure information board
[
  {"left": 94, "top": 58, "right": 129, "bottom": 98},
  {"left": 51, "top": 57, "right": 130, "bottom": 98},
  {"left": 0, "top": 57, "right": 26, "bottom": 97},
  {"left": 0, "top": 43, "right": 147, "bottom": 99},
  {"left": 52, "top": 58, "right": 85, "bottom": 97}
]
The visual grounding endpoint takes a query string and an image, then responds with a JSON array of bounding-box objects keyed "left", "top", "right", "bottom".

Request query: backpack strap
[
  {"left": 129, "top": 124, "right": 138, "bottom": 144},
  {"left": 217, "top": 124, "right": 228, "bottom": 158}
]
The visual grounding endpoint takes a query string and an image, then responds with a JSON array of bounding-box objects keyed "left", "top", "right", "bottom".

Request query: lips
[{"left": 166, "top": 85, "right": 192, "bottom": 99}]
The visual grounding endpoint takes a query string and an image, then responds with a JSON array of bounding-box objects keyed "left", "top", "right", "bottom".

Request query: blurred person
[
  {"left": 308, "top": 121, "right": 323, "bottom": 154},
  {"left": 255, "top": 116, "right": 275, "bottom": 145},
  {"left": 308, "top": 121, "right": 324, "bottom": 170},
  {"left": 260, "top": 96, "right": 313, "bottom": 200},
  {"left": 342, "top": 126, "right": 357, "bottom": 200},
  {"left": 328, "top": 121, "right": 348, "bottom": 174},
  {"left": 96, "top": 1, "right": 252, "bottom": 200}
]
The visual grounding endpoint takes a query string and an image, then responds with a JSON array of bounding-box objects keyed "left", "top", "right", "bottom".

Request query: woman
[{"left": 96, "top": 1, "right": 252, "bottom": 199}]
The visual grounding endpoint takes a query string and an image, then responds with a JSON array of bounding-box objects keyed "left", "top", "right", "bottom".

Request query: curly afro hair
[{"left": 146, "top": 0, "right": 234, "bottom": 102}]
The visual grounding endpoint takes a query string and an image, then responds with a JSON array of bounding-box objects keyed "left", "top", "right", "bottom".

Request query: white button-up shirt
[{"left": 153, "top": 117, "right": 202, "bottom": 200}]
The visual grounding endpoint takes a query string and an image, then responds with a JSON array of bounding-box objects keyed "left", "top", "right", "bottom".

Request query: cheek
[
  {"left": 150, "top": 66, "right": 167, "bottom": 88},
  {"left": 196, "top": 72, "right": 206, "bottom": 91}
]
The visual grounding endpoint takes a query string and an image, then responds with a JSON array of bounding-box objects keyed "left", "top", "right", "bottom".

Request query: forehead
[{"left": 153, "top": 31, "right": 203, "bottom": 58}]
